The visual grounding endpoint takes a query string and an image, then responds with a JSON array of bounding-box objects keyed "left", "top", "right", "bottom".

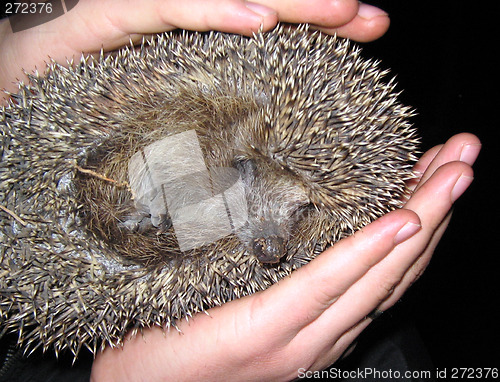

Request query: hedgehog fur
[{"left": 0, "top": 25, "right": 418, "bottom": 358}]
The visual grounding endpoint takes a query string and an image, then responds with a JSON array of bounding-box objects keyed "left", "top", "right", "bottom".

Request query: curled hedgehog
[{"left": 0, "top": 25, "right": 418, "bottom": 357}]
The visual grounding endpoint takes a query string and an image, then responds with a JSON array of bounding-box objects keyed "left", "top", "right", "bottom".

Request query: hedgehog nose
[{"left": 252, "top": 235, "right": 286, "bottom": 264}]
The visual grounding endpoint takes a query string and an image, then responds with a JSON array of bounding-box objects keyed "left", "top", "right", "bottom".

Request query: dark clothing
[{"left": 1, "top": 314, "right": 433, "bottom": 382}]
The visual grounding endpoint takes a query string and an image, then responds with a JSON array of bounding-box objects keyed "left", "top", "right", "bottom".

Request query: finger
[
  {"left": 316, "top": 2, "right": 390, "bottom": 42},
  {"left": 0, "top": 0, "right": 278, "bottom": 87},
  {"left": 404, "top": 162, "right": 472, "bottom": 257},
  {"left": 377, "top": 210, "right": 452, "bottom": 313},
  {"left": 65, "top": 0, "right": 278, "bottom": 51},
  {"left": 403, "top": 134, "right": 480, "bottom": 285},
  {"left": 297, "top": 206, "right": 447, "bottom": 372},
  {"left": 148, "top": 0, "right": 279, "bottom": 35},
  {"left": 413, "top": 133, "right": 480, "bottom": 192},
  {"left": 309, "top": 318, "right": 371, "bottom": 372},
  {"left": 292, "top": 161, "right": 473, "bottom": 355},
  {"left": 378, "top": 161, "right": 473, "bottom": 312},
  {"left": 253, "top": 208, "right": 421, "bottom": 344},
  {"left": 256, "top": 0, "right": 359, "bottom": 27},
  {"left": 406, "top": 161, "right": 473, "bottom": 226},
  {"left": 406, "top": 144, "right": 442, "bottom": 191}
]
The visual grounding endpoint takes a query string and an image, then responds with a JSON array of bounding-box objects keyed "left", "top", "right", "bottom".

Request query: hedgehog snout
[
  {"left": 252, "top": 235, "right": 286, "bottom": 263},
  {"left": 234, "top": 156, "right": 310, "bottom": 263}
]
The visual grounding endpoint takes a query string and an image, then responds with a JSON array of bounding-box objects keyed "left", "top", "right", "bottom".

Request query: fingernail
[
  {"left": 245, "top": 2, "right": 277, "bottom": 17},
  {"left": 459, "top": 143, "right": 481, "bottom": 165},
  {"left": 394, "top": 221, "right": 421, "bottom": 245},
  {"left": 451, "top": 174, "right": 474, "bottom": 203},
  {"left": 357, "top": 3, "right": 389, "bottom": 20}
]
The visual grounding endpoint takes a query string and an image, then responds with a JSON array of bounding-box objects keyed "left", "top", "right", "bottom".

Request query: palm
[{"left": 91, "top": 133, "right": 480, "bottom": 381}]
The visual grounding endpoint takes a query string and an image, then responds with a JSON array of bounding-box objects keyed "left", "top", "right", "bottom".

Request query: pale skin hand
[
  {"left": 0, "top": 2, "right": 481, "bottom": 380},
  {"left": 90, "top": 133, "right": 481, "bottom": 381},
  {"left": 0, "top": 0, "right": 389, "bottom": 97}
]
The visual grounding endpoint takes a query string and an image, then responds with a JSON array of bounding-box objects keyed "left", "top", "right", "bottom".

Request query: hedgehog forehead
[{"left": 238, "top": 156, "right": 310, "bottom": 206}]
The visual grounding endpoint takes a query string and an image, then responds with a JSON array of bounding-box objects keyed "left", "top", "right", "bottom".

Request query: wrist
[
  {"left": 0, "top": 19, "right": 27, "bottom": 102},
  {"left": 0, "top": 19, "right": 15, "bottom": 95}
]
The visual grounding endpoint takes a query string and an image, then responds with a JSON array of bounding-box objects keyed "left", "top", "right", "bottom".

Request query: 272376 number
[
  {"left": 451, "top": 368, "right": 499, "bottom": 379},
  {"left": 5, "top": 2, "right": 53, "bottom": 14}
]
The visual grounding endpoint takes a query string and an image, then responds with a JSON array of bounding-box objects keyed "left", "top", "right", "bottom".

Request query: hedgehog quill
[{"left": 0, "top": 25, "right": 419, "bottom": 358}]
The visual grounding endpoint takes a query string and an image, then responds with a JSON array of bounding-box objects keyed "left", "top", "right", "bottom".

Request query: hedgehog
[{"left": 0, "top": 24, "right": 418, "bottom": 358}]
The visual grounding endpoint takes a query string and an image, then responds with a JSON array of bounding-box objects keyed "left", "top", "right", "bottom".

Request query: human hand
[
  {"left": 90, "top": 133, "right": 480, "bottom": 381},
  {"left": 0, "top": 0, "right": 389, "bottom": 96}
]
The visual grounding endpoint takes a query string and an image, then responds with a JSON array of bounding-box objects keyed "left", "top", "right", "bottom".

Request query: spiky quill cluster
[{"left": 0, "top": 25, "right": 418, "bottom": 358}]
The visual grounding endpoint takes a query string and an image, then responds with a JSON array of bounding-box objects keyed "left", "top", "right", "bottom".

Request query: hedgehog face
[{"left": 234, "top": 156, "right": 310, "bottom": 263}]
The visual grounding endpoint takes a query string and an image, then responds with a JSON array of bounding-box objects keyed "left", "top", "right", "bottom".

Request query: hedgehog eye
[
  {"left": 233, "top": 157, "right": 257, "bottom": 178},
  {"left": 292, "top": 202, "right": 313, "bottom": 221}
]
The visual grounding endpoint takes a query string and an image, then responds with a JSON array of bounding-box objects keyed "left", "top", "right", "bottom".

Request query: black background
[
  {"left": 362, "top": 0, "right": 498, "bottom": 368},
  {"left": 1, "top": 0, "right": 498, "bottom": 374}
]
